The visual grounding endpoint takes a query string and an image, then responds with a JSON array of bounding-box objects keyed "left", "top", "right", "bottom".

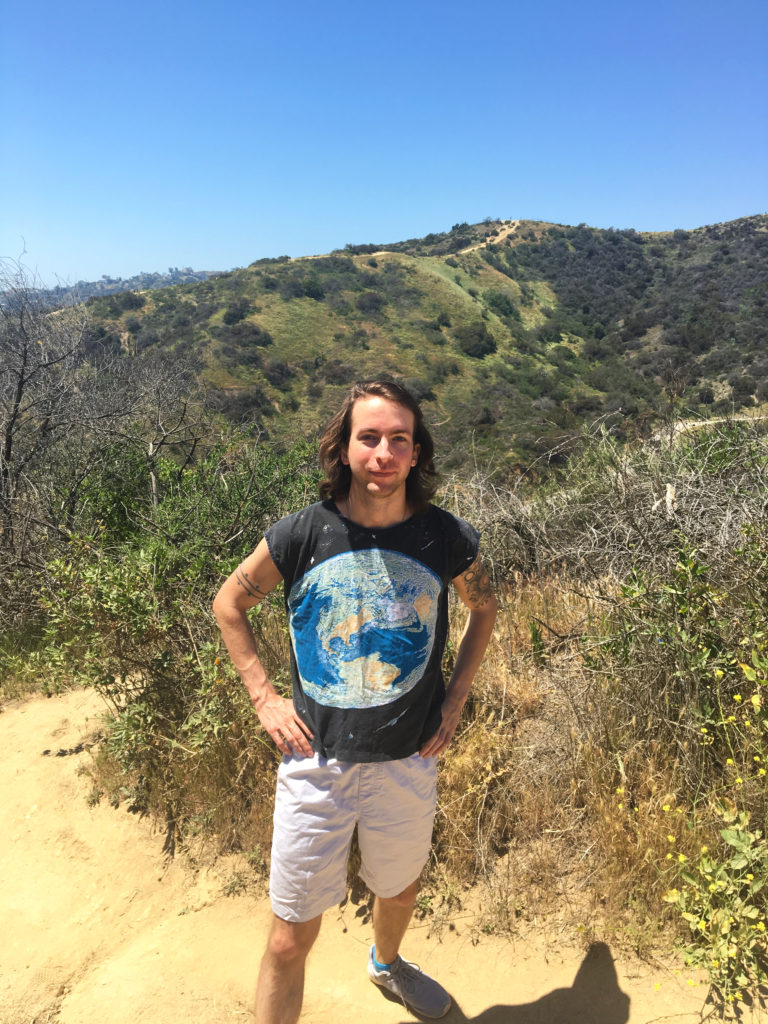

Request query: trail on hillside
[
  {"left": 459, "top": 220, "right": 521, "bottom": 254},
  {"left": 0, "top": 689, "right": 725, "bottom": 1024}
]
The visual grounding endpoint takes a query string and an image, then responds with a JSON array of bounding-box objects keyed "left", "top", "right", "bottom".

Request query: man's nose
[{"left": 375, "top": 439, "right": 393, "bottom": 459}]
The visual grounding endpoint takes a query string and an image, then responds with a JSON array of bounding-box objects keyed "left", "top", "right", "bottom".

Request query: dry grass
[
  {"left": 429, "top": 568, "right": 705, "bottom": 951},
  {"left": 428, "top": 580, "right": 595, "bottom": 932}
]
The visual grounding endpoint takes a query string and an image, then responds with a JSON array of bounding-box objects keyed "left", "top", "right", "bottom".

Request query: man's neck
[{"left": 336, "top": 485, "right": 411, "bottom": 529}]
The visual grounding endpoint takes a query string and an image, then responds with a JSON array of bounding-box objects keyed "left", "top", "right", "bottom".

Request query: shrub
[
  {"left": 664, "top": 806, "right": 768, "bottom": 1006},
  {"left": 264, "top": 360, "right": 295, "bottom": 390},
  {"left": 356, "top": 291, "right": 385, "bottom": 316},
  {"left": 231, "top": 321, "right": 273, "bottom": 347},
  {"left": 321, "top": 360, "right": 354, "bottom": 385},
  {"left": 454, "top": 322, "right": 497, "bottom": 359},
  {"left": 302, "top": 277, "right": 325, "bottom": 301},
  {"left": 213, "top": 386, "right": 274, "bottom": 421},
  {"left": 223, "top": 298, "right": 251, "bottom": 325},
  {"left": 484, "top": 289, "right": 520, "bottom": 321},
  {"left": 27, "top": 437, "right": 319, "bottom": 852}
]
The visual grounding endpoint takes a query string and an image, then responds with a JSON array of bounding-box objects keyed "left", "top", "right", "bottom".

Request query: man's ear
[
  {"left": 341, "top": 445, "right": 349, "bottom": 466},
  {"left": 411, "top": 443, "right": 421, "bottom": 467}
]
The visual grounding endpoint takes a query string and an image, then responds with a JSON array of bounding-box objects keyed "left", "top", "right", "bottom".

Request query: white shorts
[{"left": 269, "top": 753, "right": 438, "bottom": 923}]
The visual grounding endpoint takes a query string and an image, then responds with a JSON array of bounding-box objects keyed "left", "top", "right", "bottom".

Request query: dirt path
[
  {"left": 0, "top": 689, "right": 749, "bottom": 1024},
  {"left": 459, "top": 220, "right": 521, "bottom": 254}
]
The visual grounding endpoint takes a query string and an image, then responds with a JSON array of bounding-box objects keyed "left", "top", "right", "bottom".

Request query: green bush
[
  {"left": 664, "top": 805, "right": 768, "bottom": 1006},
  {"left": 484, "top": 289, "right": 520, "bottom": 321},
  {"left": 223, "top": 297, "right": 251, "bottom": 325},
  {"left": 454, "top": 322, "right": 497, "bottom": 359},
  {"left": 20, "top": 435, "right": 319, "bottom": 851}
]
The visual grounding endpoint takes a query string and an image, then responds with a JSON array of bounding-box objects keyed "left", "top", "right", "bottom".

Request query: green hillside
[{"left": 84, "top": 215, "right": 768, "bottom": 474}]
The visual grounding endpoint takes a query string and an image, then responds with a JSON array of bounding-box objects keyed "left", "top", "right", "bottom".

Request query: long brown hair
[{"left": 318, "top": 380, "right": 438, "bottom": 512}]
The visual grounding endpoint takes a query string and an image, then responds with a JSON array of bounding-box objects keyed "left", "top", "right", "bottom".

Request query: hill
[{"left": 83, "top": 214, "right": 768, "bottom": 473}]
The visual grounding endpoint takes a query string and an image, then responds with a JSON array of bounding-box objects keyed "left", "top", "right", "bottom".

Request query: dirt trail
[
  {"left": 459, "top": 220, "right": 521, "bottom": 254},
  {"left": 0, "top": 689, "right": 743, "bottom": 1024}
]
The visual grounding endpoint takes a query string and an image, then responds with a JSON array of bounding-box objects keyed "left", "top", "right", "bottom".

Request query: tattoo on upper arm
[
  {"left": 235, "top": 566, "right": 269, "bottom": 601},
  {"left": 461, "top": 557, "right": 494, "bottom": 607}
]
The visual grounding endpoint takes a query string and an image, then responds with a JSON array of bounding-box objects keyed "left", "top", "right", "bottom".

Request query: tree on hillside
[
  {"left": 453, "top": 322, "right": 497, "bottom": 359},
  {"left": 0, "top": 262, "right": 207, "bottom": 620},
  {"left": 0, "top": 263, "right": 90, "bottom": 554}
]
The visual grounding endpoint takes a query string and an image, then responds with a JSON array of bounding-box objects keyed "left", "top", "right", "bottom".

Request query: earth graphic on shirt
[{"left": 287, "top": 548, "right": 441, "bottom": 709}]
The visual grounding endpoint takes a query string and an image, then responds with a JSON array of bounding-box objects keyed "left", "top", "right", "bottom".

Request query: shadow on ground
[{"left": 396, "top": 942, "right": 632, "bottom": 1024}]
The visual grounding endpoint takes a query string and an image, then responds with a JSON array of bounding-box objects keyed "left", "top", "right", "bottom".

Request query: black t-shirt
[{"left": 264, "top": 500, "right": 480, "bottom": 761}]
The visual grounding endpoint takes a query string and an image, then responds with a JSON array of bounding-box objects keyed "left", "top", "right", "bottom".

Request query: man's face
[{"left": 341, "top": 396, "right": 420, "bottom": 499}]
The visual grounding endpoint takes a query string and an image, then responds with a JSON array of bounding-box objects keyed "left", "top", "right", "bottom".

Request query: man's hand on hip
[
  {"left": 253, "top": 692, "right": 314, "bottom": 758},
  {"left": 418, "top": 699, "right": 463, "bottom": 758}
]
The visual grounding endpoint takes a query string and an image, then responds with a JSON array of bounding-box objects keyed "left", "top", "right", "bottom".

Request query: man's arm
[
  {"left": 212, "top": 537, "right": 314, "bottom": 757},
  {"left": 419, "top": 553, "right": 498, "bottom": 758}
]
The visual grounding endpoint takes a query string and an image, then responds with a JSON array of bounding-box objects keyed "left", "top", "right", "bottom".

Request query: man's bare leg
[
  {"left": 370, "top": 879, "right": 451, "bottom": 1018},
  {"left": 371, "top": 879, "right": 419, "bottom": 964},
  {"left": 255, "top": 913, "right": 322, "bottom": 1024}
]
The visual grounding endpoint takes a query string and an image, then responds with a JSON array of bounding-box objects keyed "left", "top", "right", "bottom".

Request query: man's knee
[
  {"left": 379, "top": 879, "right": 420, "bottom": 909},
  {"left": 266, "top": 914, "right": 322, "bottom": 965}
]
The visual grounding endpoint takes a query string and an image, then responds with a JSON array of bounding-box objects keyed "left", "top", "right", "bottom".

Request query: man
[{"left": 213, "top": 380, "right": 497, "bottom": 1023}]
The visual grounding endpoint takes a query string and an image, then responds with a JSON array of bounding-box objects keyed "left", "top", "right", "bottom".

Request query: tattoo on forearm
[
  {"left": 235, "top": 567, "right": 268, "bottom": 600},
  {"left": 462, "top": 559, "right": 494, "bottom": 607}
]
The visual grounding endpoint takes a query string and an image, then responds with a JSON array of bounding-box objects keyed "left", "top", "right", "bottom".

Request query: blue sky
[{"left": 2, "top": 0, "right": 766, "bottom": 284}]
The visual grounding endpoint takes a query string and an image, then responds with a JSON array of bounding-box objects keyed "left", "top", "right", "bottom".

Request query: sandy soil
[{"left": 1, "top": 688, "right": 756, "bottom": 1024}]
